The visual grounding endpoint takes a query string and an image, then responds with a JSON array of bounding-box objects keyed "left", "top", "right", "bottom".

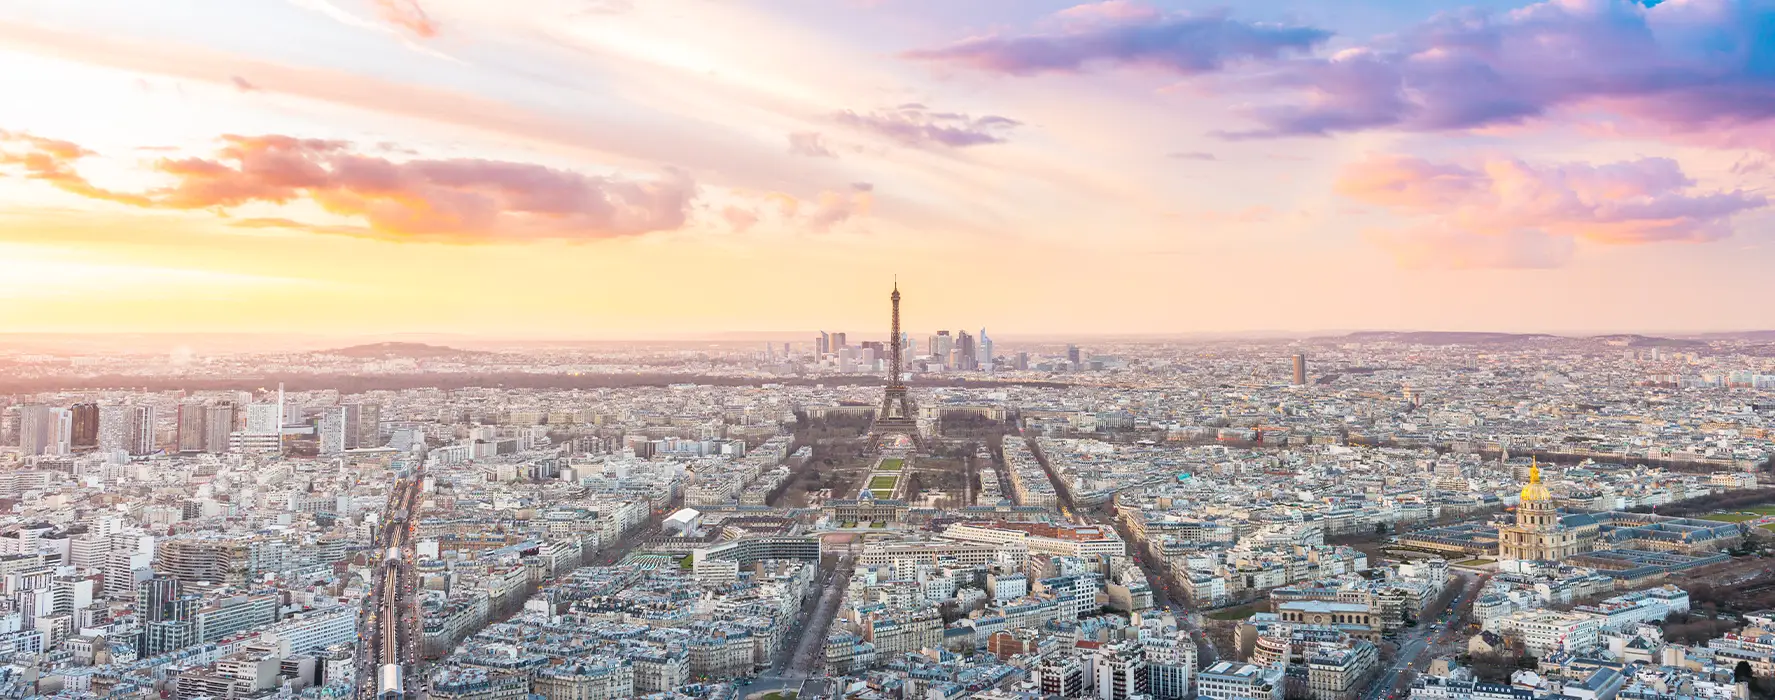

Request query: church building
[{"left": 1497, "top": 461, "right": 1589, "bottom": 563}]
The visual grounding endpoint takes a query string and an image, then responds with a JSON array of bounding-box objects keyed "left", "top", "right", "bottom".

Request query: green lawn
[
  {"left": 879, "top": 458, "right": 904, "bottom": 471},
  {"left": 1701, "top": 513, "right": 1759, "bottom": 522},
  {"left": 1206, "top": 606, "right": 1258, "bottom": 621},
  {"left": 871, "top": 490, "right": 895, "bottom": 499},
  {"left": 1759, "top": 522, "right": 1775, "bottom": 532},
  {"left": 1455, "top": 559, "right": 1492, "bottom": 567},
  {"left": 871, "top": 521, "right": 887, "bottom": 528},
  {"left": 868, "top": 475, "right": 899, "bottom": 490}
]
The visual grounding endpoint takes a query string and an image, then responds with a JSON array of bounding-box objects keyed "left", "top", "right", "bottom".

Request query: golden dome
[{"left": 1519, "top": 459, "right": 1551, "bottom": 502}]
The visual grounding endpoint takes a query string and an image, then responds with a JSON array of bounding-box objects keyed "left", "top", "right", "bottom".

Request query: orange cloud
[
  {"left": 808, "top": 183, "right": 874, "bottom": 230},
  {"left": 373, "top": 0, "right": 439, "bottom": 39},
  {"left": 0, "top": 131, "right": 150, "bottom": 206},
  {"left": 724, "top": 184, "right": 874, "bottom": 233},
  {"left": 3, "top": 132, "right": 696, "bottom": 243}
]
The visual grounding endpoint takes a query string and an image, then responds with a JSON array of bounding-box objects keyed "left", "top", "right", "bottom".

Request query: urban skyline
[{"left": 2, "top": 274, "right": 1775, "bottom": 700}]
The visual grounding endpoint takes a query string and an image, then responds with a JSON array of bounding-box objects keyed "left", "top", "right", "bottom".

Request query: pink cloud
[
  {"left": 3, "top": 132, "right": 695, "bottom": 243},
  {"left": 1337, "top": 152, "right": 1767, "bottom": 268},
  {"left": 721, "top": 206, "right": 759, "bottom": 232},
  {"left": 373, "top": 0, "right": 439, "bottom": 39},
  {"left": 1054, "top": 1, "right": 1164, "bottom": 25},
  {"left": 1188, "top": 205, "right": 1280, "bottom": 224},
  {"left": 155, "top": 135, "right": 693, "bottom": 240}
]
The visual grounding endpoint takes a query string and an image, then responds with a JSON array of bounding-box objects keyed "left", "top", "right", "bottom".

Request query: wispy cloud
[
  {"left": 788, "top": 131, "right": 836, "bottom": 158},
  {"left": 835, "top": 104, "right": 1020, "bottom": 149},
  {"left": 372, "top": 0, "right": 439, "bottom": 39},
  {"left": 0, "top": 131, "right": 151, "bottom": 206},
  {"left": 721, "top": 183, "right": 876, "bottom": 233},
  {"left": 903, "top": 2, "right": 1328, "bottom": 76},
  {"left": 1367, "top": 226, "right": 1575, "bottom": 270},
  {"left": 0, "top": 243, "right": 325, "bottom": 299}
]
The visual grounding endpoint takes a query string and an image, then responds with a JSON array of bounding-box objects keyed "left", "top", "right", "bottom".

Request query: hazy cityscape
[{"left": 1, "top": 279, "right": 1775, "bottom": 700}]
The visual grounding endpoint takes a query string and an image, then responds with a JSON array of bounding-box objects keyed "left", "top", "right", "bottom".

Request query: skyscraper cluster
[
  {"left": 3, "top": 390, "right": 380, "bottom": 458},
  {"left": 927, "top": 328, "right": 994, "bottom": 371}
]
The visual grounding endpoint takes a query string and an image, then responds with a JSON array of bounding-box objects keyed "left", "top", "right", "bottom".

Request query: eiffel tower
[{"left": 873, "top": 280, "right": 919, "bottom": 442}]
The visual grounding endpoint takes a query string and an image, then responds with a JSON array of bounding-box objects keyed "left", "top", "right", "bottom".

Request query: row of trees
[
  {"left": 1626, "top": 488, "right": 1775, "bottom": 517},
  {"left": 1662, "top": 611, "right": 1743, "bottom": 645}
]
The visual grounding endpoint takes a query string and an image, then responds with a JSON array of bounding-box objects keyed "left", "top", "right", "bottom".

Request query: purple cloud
[
  {"left": 902, "top": 3, "right": 1330, "bottom": 76},
  {"left": 1338, "top": 152, "right": 1768, "bottom": 267},
  {"left": 835, "top": 105, "right": 1020, "bottom": 149},
  {"left": 1218, "top": 0, "right": 1775, "bottom": 140}
]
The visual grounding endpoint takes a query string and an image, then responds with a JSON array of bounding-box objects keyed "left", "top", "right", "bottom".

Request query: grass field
[
  {"left": 1455, "top": 559, "right": 1492, "bottom": 567},
  {"left": 1760, "top": 522, "right": 1775, "bottom": 532},
  {"left": 869, "top": 475, "right": 899, "bottom": 490},
  {"left": 1206, "top": 606, "right": 1258, "bottom": 621},
  {"left": 870, "top": 490, "right": 894, "bottom": 499},
  {"left": 1700, "top": 506, "right": 1775, "bottom": 521},
  {"left": 879, "top": 458, "right": 904, "bottom": 471}
]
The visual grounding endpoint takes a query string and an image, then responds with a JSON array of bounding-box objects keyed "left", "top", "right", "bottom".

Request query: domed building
[{"left": 1497, "top": 461, "right": 1587, "bottom": 563}]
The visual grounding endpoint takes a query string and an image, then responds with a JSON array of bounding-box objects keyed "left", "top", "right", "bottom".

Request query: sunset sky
[{"left": 2, "top": 0, "right": 1774, "bottom": 337}]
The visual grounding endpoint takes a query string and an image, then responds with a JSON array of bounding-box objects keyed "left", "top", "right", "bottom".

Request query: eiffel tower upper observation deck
[{"left": 874, "top": 280, "right": 919, "bottom": 439}]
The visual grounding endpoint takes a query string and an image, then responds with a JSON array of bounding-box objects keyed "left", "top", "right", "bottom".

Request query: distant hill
[
  {"left": 1321, "top": 331, "right": 1560, "bottom": 345},
  {"left": 1588, "top": 334, "right": 1707, "bottom": 348},
  {"left": 1680, "top": 330, "right": 1775, "bottom": 342},
  {"left": 320, "top": 342, "right": 479, "bottom": 359},
  {"left": 1316, "top": 331, "right": 1717, "bottom": 347}
]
